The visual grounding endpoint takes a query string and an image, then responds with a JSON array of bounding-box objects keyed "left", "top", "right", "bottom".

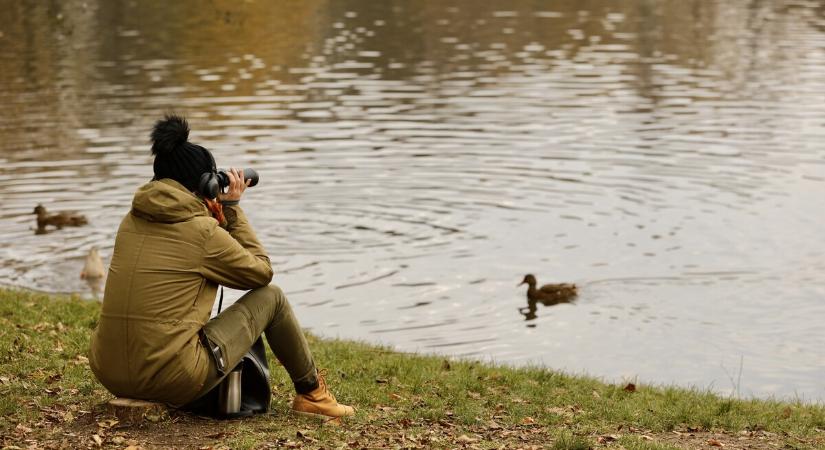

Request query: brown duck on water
[
  {"left": 518, "top": 274, "right": 577, "bottom": 305},
  {"left": 33, "top": 204, "right": 88, "bottom": 234}
]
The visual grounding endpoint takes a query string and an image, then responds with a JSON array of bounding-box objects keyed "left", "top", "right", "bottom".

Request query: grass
[{"left": 0, "top": 287, "right": 823, "bottom": 449}]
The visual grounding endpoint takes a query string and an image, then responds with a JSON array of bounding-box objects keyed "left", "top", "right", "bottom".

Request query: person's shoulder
[{"left": 189, "top": 216, "right": 221, "bottom": 239}]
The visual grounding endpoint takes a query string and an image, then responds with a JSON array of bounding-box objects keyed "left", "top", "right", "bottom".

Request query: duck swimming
[
  {"left": 33, "top": 204, "right": 88, "bottom": 234},
  {"left": 518, "top": 274, "right": 577, "bottom": 304}
]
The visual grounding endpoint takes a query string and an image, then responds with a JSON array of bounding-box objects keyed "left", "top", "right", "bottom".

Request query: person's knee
[
  {"left": 242, "top": 284, "right": 288, "bottom": 323},
  {"left": 264, "top": 284, "right": 289, "bottom": 312},
  {"left": 261, "top": 284, "right": 294, "bottom": 325},
  {"left": 264, "top": 284, "right": 287, "bottom": 310}
]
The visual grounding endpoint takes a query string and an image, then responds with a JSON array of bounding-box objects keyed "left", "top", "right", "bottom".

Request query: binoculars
[{"left": 199, "top": 168, "right": 259, "bottom": 199}]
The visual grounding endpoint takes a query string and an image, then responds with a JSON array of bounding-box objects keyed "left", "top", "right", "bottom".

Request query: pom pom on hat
[
  {"left": 151, "top": 114, "right": 190, "bottom": 156},
  {"left": 150, "top": 114, "right": 215, "bottom": 194}
]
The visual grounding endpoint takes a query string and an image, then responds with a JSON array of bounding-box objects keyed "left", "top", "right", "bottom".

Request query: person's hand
[{"left": 218, "top": 168, "right": 251, "bottom": 203}]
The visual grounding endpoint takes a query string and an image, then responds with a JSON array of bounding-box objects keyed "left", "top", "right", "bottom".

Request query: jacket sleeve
[{"left": 200, "top": 205, "right": 273, "bottom": 290}]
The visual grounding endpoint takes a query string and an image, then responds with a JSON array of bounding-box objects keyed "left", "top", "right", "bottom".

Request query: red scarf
[{"left": 203, "top": 198, "right": 225, "bottom": 224}]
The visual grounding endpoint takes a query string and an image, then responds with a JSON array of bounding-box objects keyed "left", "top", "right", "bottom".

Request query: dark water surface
[{"left": 1, "top": 0, "right": 824, "bottom": 401}]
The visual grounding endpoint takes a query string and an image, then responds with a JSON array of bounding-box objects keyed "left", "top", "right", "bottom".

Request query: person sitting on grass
[{"left": 88, "top": 114, "right": 353, "bottom": 419}]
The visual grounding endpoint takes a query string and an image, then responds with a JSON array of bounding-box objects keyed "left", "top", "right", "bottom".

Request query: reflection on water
[
  {"left": 1, "top": 0, "right": 825, "bottom": 401},
  {"left": 519, "top": 298, "right": 578, "bottom": 322}
]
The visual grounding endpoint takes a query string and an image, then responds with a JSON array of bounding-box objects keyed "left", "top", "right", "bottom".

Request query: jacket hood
[{"left": 132, "top": 178, "right": 209, "bottom": 223}]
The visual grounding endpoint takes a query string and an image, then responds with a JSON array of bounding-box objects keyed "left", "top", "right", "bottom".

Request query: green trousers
[{"left": 193, "top": 284, "right": 317, "bottom": 401}]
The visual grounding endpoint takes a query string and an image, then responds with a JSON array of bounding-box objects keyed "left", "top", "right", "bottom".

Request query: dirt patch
[
  {"left": 4, "top": 405, "right": 822, "bottom": 449},
  {"left": 653, "top": 428, "right": 824, "bottom": 450}
]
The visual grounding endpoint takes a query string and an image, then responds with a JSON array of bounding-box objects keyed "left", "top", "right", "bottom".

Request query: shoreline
[
  {"left": 4, "top": 280, "right": 815, "bottom": 406},
  {"left": 1, "top": 287, "right": 823, "bottom": 449}
]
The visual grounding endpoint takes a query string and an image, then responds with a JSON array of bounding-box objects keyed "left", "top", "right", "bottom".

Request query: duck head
[
  {"left": 33, "top": 204, "right": 46, "bottom": 216},
  {"left": 518, "top": 274, "right": 537, "bottom": 287}
]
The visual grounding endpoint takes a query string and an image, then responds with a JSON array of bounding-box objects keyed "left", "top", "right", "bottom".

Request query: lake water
[{"left": 1, "top": 0, "right": 823, "bottom": 402}]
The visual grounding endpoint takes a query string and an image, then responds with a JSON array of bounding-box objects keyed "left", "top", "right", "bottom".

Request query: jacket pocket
[{"left": 199, "top": 329, "right": 227, "bottom": 375}]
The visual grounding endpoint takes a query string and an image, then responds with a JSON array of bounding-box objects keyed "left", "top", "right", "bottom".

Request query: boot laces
[{"left": 316, "top": 369, "right": 337, "bottom": 402}]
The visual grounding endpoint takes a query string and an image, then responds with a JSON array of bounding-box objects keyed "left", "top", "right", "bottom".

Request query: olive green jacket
[{"left": 89, "top": 179, "right": 273, "bottom": 406}]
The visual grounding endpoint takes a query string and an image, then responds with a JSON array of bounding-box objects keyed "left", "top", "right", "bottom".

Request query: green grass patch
[{"left": 1, "top": 287, "right": 824, "bottom": 449}]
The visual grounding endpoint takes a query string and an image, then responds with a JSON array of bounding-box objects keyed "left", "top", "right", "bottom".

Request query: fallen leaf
[
  {"left": 375, "top": 378, "right": 388, "bottom": 384},
  {"left": 438, "top": 419, "right": 454, "bottom": 428},
  {"left": 97, "top": 419, "right": 118, "bottom": 428},
  {"left": 467, "top": 391, "right": 481, "bottom": 399},
  {"left": 456, "top": 434, "right": 477, "bottom": 443},
  {"left": 92, "top": 434, "right": 103, "bottom": 446},
  {"left": 521, "top": 416, "right": 535, "bottom": 425},
  {"left": 15, "top": 423, "right": 33, "bottom": 433},
  {"left": 546, "top": 406, "right": 577, "bottom": 418},
  {"left": 60, "top": 411, "right": 75, "bottom": 423},
  {"left": 46, "top": 373, "right": 62, "bottom": 384},
  {"left": 624, "top": 383, "right": 636, "bottom": 392},
  {"left": 296, "top": 429, "right": 315, "bottom": 441},
  {"left": 592, "top": 390, "right": 601, "bottom": 399},
  {"left": 323, "top": 416, "right": 342, "bottom": 427},
  {"left": 597, "top": 435, "right": 619, "bottom": 444},
  {"left": 707, "top": 438, "right": 725, "bottom": 447},
  {"left": 389, "top": 393, "right": 404, "bottom": 401},
  {"left": 112, "top": 436, "right": 125, "bottom": 445}
]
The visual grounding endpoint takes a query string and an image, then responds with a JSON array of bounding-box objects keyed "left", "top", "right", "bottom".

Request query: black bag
[{"left": 184, "top": 336, "right": 271, "bottom": 419}]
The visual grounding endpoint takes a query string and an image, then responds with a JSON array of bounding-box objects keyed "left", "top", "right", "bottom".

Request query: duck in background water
[
  {"left": 518, "top": 274, "right": 577, "bottom": 322},
  {"left": 33, "top": 204, "right": 88, "bottom": 234},
  {"left": 519, "top": 274, "right": 577, "bottom": 305},
  {"left": 80, "top": 246, "right": 106, "bottom": 299},
  {"left": 518, "top": 274, "right": 578, "bottom": 327}
]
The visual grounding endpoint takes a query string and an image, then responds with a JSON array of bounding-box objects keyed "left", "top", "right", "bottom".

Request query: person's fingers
[
  {"left": 234, "top": 168, "right": 243, "bottom": 193},
  {"left": 235, "top": 168, "right": 245, "bottom": 192},
  {"left": 227, "top": 167, "right": 237, "bottom": 187},
  {"left": 218, "top": 168, "right": 248, "bottom": 201}
]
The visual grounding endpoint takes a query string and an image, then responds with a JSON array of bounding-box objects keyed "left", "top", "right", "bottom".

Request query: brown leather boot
[{"left": 291, "top": 370, "right": 355, "bottom": 420}]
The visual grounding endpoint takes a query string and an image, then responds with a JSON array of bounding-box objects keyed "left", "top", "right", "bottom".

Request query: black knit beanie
[{"left": 150, "top": 114, "right": 215, "bottom": 193}]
